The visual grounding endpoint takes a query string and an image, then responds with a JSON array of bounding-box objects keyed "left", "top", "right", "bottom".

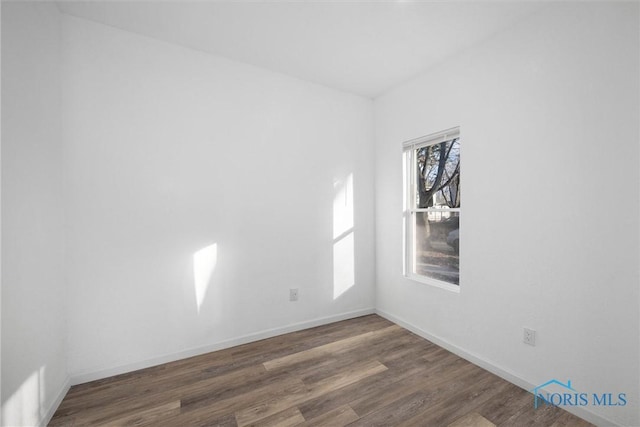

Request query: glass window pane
[
  {"left": 412, "top": 211, "right": 459, "bottom": 285},
  {"left": 415, "top": 138, "right": 460, "bottom": 209}
]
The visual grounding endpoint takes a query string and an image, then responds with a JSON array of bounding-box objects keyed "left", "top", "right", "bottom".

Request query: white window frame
[{"left": 403, "top": 127, "right": 460, "bottom": 293}]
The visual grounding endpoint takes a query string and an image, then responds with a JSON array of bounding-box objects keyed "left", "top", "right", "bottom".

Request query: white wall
[
  {"left": 374, "top": 3, "right": 639, "bottom": 426},
  {"left": 61, "top": 15, "right": 375, "bottom": 379},
  {"left": 1, "top": 2, "right": 69, "bottom": 426}
]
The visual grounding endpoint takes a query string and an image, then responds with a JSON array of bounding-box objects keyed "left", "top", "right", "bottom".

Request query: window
[{"left": 403, "top": 127, "right": 460, "bottom": 290}]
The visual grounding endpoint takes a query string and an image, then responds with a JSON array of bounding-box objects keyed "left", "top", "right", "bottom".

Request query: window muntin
[{"left": 404, "top": 128, "right": 460, "bottom": 289}]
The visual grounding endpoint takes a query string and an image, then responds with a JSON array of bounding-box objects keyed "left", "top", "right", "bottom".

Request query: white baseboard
[
  {"left": 375, "top": 309, "right": 620, "bottom": 427},
  {"left": 40, "top": 376, "right": 71, "bottom": 427},
  {"left": 70, "top": 308, "right": 375, "bottom": 386}
]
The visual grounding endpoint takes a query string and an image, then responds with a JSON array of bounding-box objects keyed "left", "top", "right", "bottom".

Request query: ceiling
[{"left": 56, "top": 1, "right": 545, "bottom": 99}]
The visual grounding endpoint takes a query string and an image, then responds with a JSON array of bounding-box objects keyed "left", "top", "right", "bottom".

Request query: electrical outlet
[
  {"left": 523, "top": 328, "right": 536, "bottom": 346},
  {"left": 289, "top": 288, "right": 299, "bottom": 302}
]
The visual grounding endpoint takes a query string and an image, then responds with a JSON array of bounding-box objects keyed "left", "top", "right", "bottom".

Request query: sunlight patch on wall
[
  {"left": 333, "top": 174, "right": 355, "bottom": 299},
  {"left": 1, "top": 366, "right": 46, "bottom": 427},
  {"left": 193, "top": 243, "right": 218, "bottom": 313},
  {"left": 333, "top": 173, "right": 354, "bottom": 239},
  {"left": 333, "top": 232, "right": 355, "bottom": 299}
]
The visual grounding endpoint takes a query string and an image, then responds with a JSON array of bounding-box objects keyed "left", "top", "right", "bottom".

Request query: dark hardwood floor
[{"left": 49, "top": 315, "right": 593, "bottom": 426}]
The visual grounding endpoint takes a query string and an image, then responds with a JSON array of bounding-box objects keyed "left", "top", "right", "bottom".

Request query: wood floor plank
[
  {"left": 448, "top": 412, "right": 496, "bottom": 427},
  {"left": 297, "top": 330, "right": 417, "bottom": 384},
  {"left": 349, "top": 389, "right": 439, "bottom": 427},
  {"left": 58, "top": 353, "right": 238, "bottom": 415},
  {"left": 475, "top": 385, "right": 531, "bottom": 425},
  {"left": 306, "top": 358, "right": 388, "bottom": 393},
  {"left": 47, "top": 415, "right": 76, "bottom": 427},
  {"left": 500, "top": 399, "right": 568, "bottom": 427},
  {"left": 397, "top": 371, "right": 512, "bottom": 427},
  {"left": 375, "top": 335, "right": 436, "bottom": 365},
  {"left": 262, "top": 325, "right": 400, "bottom": 370},
  {"left": 548, "top": 411, "right": 594, "bottom": 427},
  {"left": 233, "top": 387, "right": 311, "bottom": 427},
  {"left": 158, "top": 378, "right": 307, "bottom": 427},
  {"left": 180, "top": 366, "right": 287, "bottom": 410},
  {"left": 235, "top": 359, "right": 387, "bottom": 426},
  {"left": 65, "top": 351, "right": 233, "bottom": 398},
  {"left": 297, "top": 354, "right": 432, "bottom": 420},
  {"left": 49, "top": 315, "right": 593, "bottom": 427},
  {"left": 94, "top": 400, "right": 181, "bottom": 427},
  {"left": 347, "top": 360, "right": 491, "bottom": 427},
  {"left": 242, "top": 407, "right": 305, "bottom": 427},
  {"left": 56, "top": 363, "right": 268, "bottom": 423},
  {"left": 348, "top": 356, "right": 473, "bottom": 418},
  {"left": 231, "top": 315, "right": 392, "bottom": 363},
  {"left": 299, "top": 404, "right": 359, "bottom": 426}
]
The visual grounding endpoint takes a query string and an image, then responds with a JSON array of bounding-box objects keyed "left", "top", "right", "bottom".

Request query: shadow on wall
[
  {"left": 2, "top": 366, "right": 48, "bottom": 426},
  {"left": 333, "top": 173, "right": 355, "bottom": 299}
]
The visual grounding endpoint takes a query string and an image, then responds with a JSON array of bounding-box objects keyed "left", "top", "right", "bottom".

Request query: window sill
[{"left": 404, "top": 273, "right": 460, "bottom": 293}]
